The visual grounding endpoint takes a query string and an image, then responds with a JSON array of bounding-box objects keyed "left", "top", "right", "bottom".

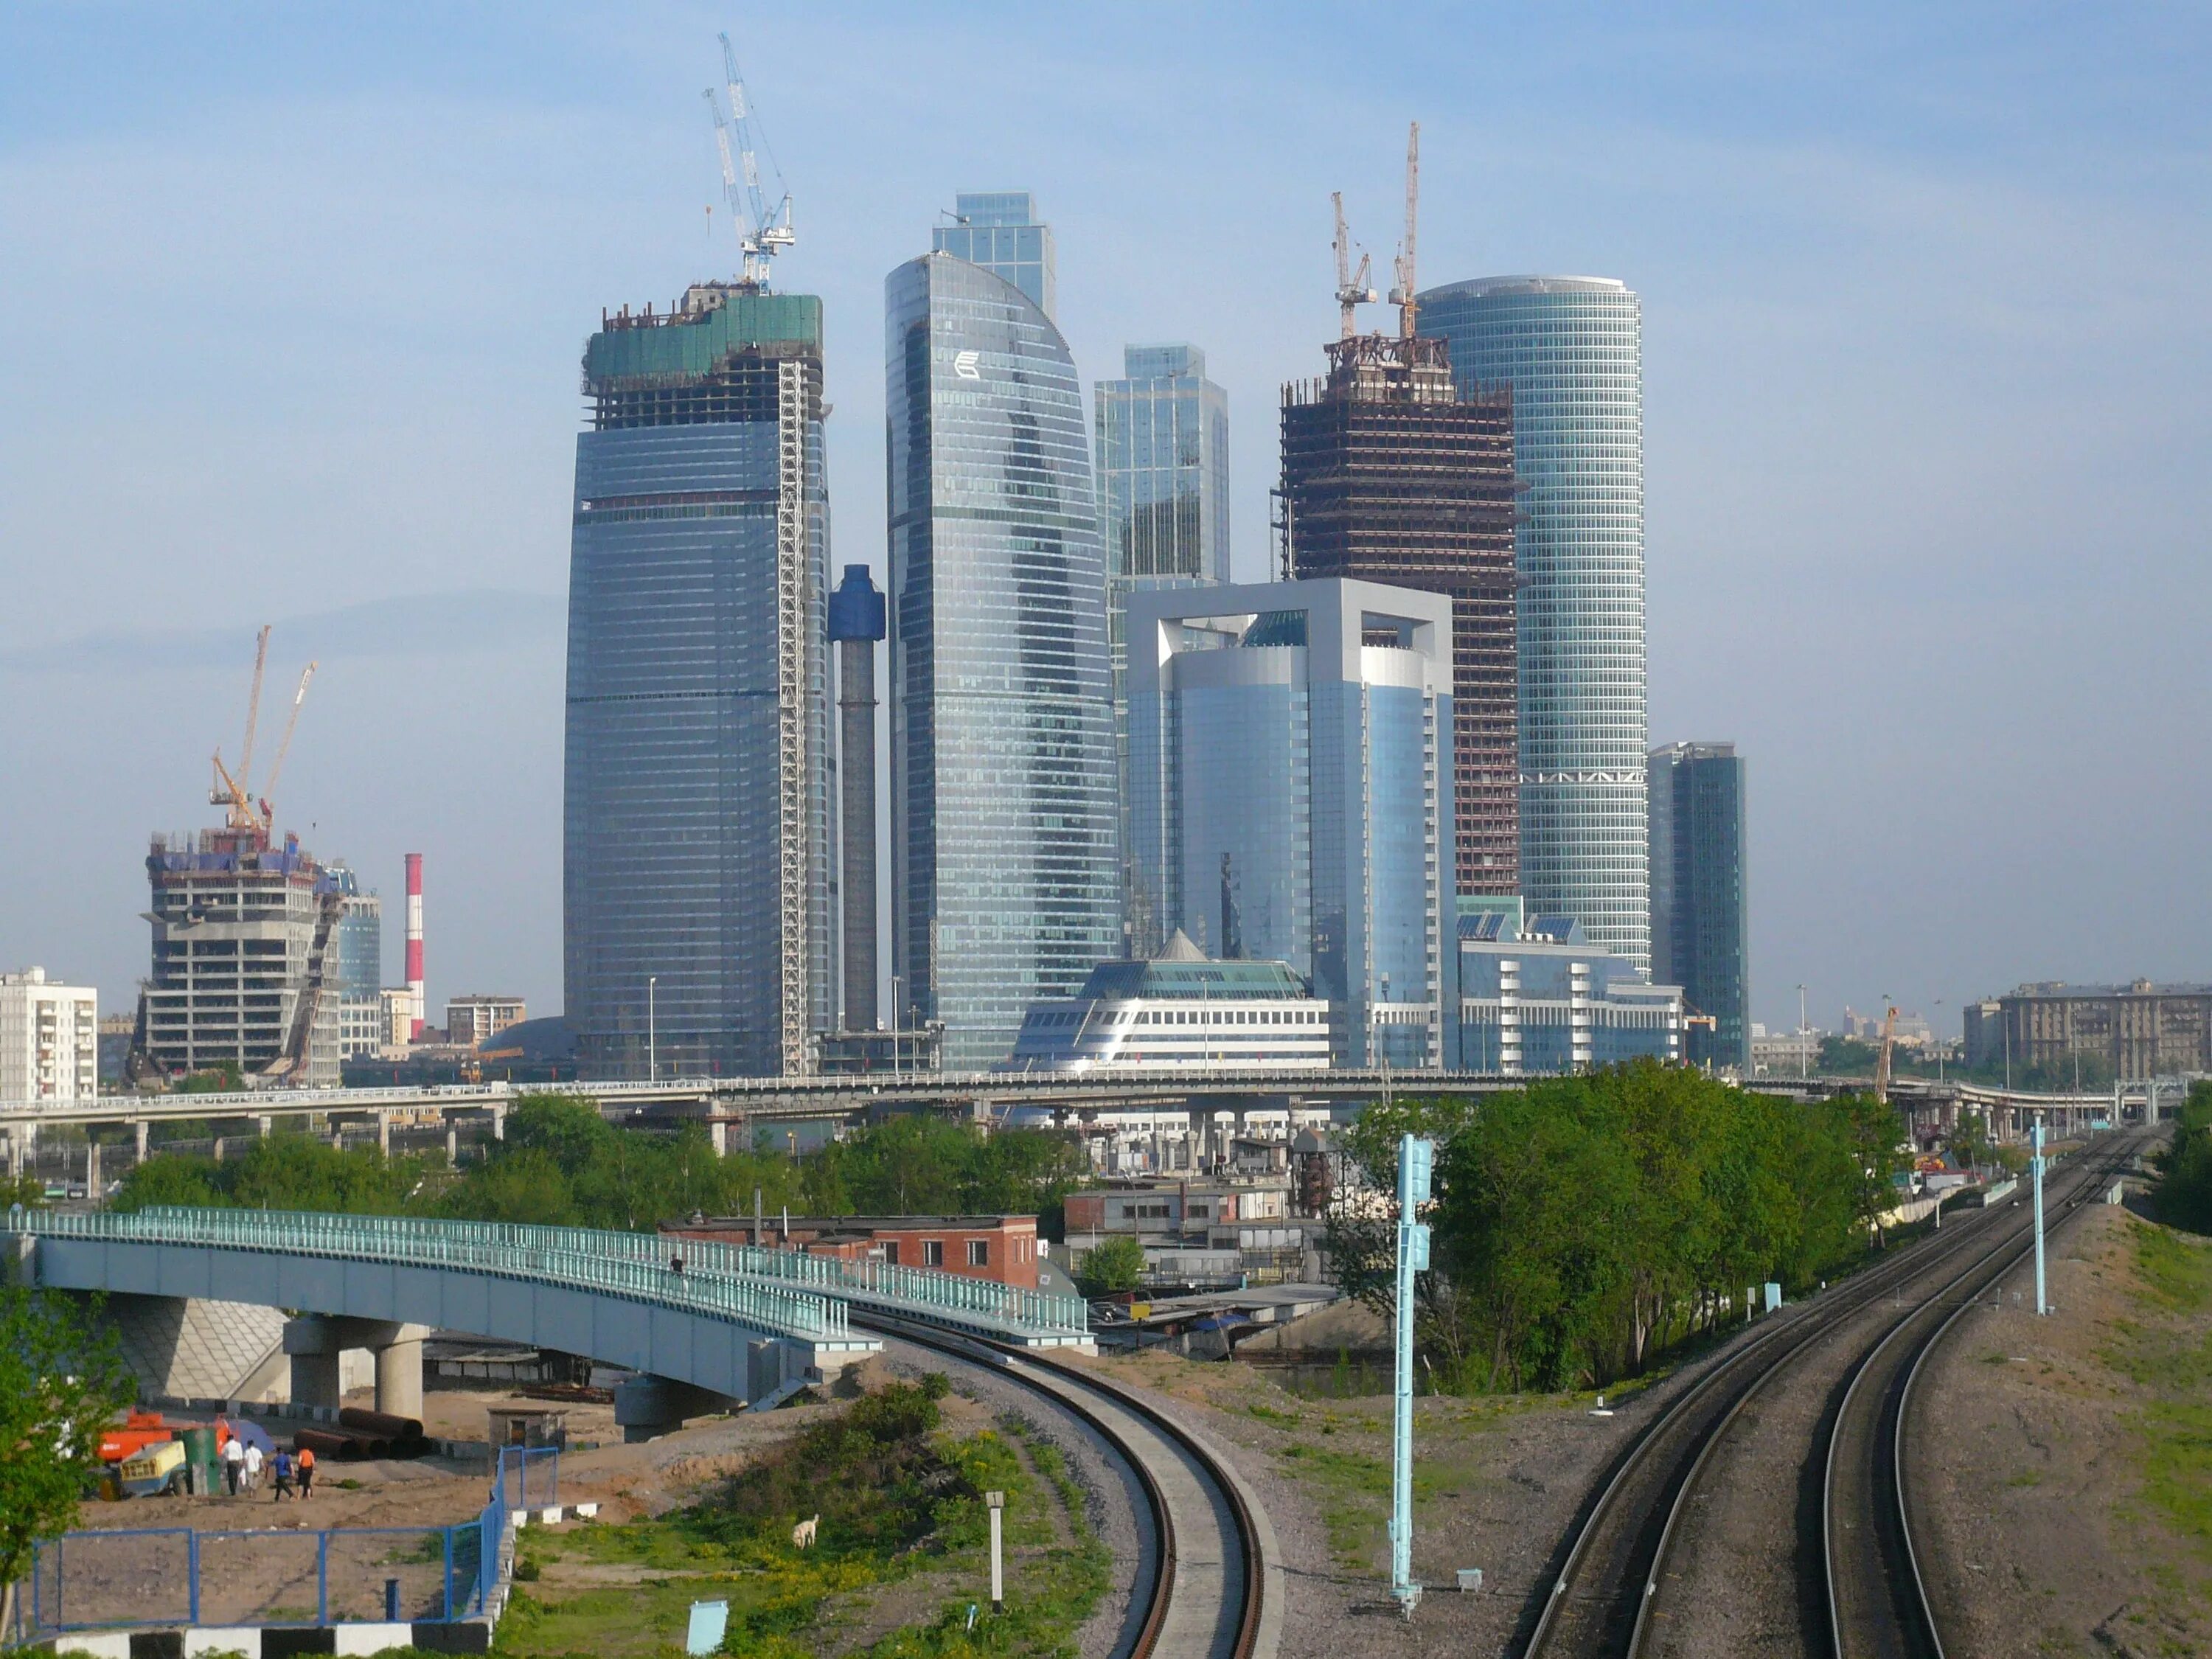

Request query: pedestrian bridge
[{"left": 4, "top": 1207, "right": 1091, "bottom": 1422}]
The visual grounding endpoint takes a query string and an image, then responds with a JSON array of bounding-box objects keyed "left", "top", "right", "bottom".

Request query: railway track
[
  {"left": 1520, "top": 1131, "right": 2142, "bottom": 1659},
  {"left": 856, "top": 1314, "right": 1277, "bottom": 1659},
  {"left": 1822, "top": 1131, "right": 2143, "bottom": 1659}
]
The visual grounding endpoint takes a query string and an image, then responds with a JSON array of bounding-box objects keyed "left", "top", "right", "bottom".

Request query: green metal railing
[
  {"left": 4, "top": 1206, "right": 846, "bottom": 1341},
  {"left": 448, "top": 1220, "right": 1089, "bottom": 1340}
]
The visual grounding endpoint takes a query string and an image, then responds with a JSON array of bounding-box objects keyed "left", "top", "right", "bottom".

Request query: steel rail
[
  {"left": 1820, "top": 1133, "right": 2141, "bottom": 1659},
  {"left": 858, "top": 1312, "right": 1266, "bottom": 1659},
  {"left": 1621, "top": 1180, "right": 2033, "bottom": 1658},
  {"left": 1522, "top": 1175, "right": 2039, "bottom": 1659}
]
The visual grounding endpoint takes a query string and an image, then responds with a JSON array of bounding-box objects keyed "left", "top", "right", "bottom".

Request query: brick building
[{"left": 662, "top": 1214, "right": 1040, "bottom": 1290}]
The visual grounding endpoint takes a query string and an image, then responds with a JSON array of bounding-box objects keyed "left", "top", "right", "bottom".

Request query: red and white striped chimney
[{"left": 404, "top": 852, "right": 425, "bottom": 1040}]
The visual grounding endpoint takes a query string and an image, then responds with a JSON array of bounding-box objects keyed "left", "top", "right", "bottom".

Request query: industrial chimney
[{"left": 405, "top": 852, "right": 425, "bottom": 1040}]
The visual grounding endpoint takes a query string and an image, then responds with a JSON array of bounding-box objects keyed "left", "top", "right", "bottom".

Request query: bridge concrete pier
[
  {"left": 445, "top": 1120, "right": 459, "bottom": 1164},
  {"left": 136, "top": 1119, "right": 149, "bottom": 1161},
  {"left": 284, "top": 1315, "right": 431, "bottom": 1416}
]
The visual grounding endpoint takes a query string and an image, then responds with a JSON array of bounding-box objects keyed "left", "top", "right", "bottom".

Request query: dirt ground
[
  {"left": 1916, "top": 1201, "right": 2212, "bottom": 1658},
  {"left": 1060, "top": 1337, "right": 1752, "bottom": 1658}
]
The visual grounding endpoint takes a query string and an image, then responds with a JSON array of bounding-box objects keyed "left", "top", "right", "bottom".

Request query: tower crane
[
  {"left": 258, "top": 661, "right": 317, "bottom": 826},
  {"left": 210, "top": 625, "right": 271, "bottom": 832},
  {"left": 1388, "top": 121, "right": 1422, "bottom": 339},
  {"left": 1331, "top": 192, "right": 1376, "bottom": 340},
  {"left": 206, "top": 627, "right": 315, "bottom": 839},
  {"left": 703, "top": 32, "right": 793, "bottom": 289}
]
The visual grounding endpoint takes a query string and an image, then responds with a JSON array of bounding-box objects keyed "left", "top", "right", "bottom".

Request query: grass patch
[
  {"left": 2114, "top": 1225, "right": 2212, "bottom": 1574},
  {"left": 493, "top": 1379, "right": 1107, "bottom": 1659},
  {"left": 1277, "top": 1440, "right": 1411, "bottom": 1570}
]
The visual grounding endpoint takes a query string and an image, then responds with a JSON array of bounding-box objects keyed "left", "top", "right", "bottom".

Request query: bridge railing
[
  {"left": 4, "top": 1206, "right": 847, "bottom": 1342},
  {"left": 437, "top": 1218, "right": 1090, "bottom": 1340}
]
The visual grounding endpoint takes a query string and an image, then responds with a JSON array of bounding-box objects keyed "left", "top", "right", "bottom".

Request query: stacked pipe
[{"left": 295, "top": 1407, "right": 431, "bottom": 1461}]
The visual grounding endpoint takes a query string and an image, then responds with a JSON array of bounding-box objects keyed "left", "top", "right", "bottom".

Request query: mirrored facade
[
  {"left": 931, "top": 192, "right": 1056, "bottom": 320},
  {"left": 886, "top": 251, "right": 1119, "bottom": 1071},
  {"left": 1125, "top": 579, "right": 1453, "bottom": 1068},
  {"left": 1093, "top": 344, "right": 1229, "bottom": 955},
  {"left": 564, "top": 285, "right": 835, "bottom": 1079},
  {"left": 1649, "top": 741, "right": 1749, "bottom": 1070},
  {"left": 1419, "top": 276, "right": 1650, "bottom": 969}
]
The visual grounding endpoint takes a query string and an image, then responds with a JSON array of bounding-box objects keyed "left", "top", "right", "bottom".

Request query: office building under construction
[
  {"left": 133, "top": 827, "right": 344, "bottom": 1086},
  {"left": 1281, "top": 134, "right": 1519, "bottom": 894}
]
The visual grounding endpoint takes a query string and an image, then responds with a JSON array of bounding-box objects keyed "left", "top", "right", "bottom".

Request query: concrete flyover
[{"left": 4, "top": 1206, "right": 880, "bottom": 1437}]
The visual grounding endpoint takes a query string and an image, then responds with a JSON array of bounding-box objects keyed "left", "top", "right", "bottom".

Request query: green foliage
[
  {"left": 174, "top": 1062, "right": 244, "bottom": 1094},
  {"left": 2154, "top": 1081, "right": 2212, "bottom": 1234},
  {"left": 1330, "top": 1062, "right": 1906, "bottom": 1391},
  {"left": 0, "top": 1172, "right": 49, "bottom": 1211},
  {"left": 108, "top": 1094, "right": 1085, "bottom": 1242},
  {"left": 0, "top": 1285, "right": 138, "bottom": 1635},
  {"left": 1073, "top": 1234, "right": 1147, "bottom": 1296},
  {"left": 109, "top": 1133, "right": 420, "bottom": 1215}
]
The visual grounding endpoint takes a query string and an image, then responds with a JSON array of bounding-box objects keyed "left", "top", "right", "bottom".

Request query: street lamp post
[
  {"left": 2032, "top": 1113, "right": 2048, "bottom": 1316},
  {"left": 1798, "top": 983, "right": 1809, "bottom": 1079},
  {"left": 647, "top": 976, "right": 658, "bottom": 1082}
]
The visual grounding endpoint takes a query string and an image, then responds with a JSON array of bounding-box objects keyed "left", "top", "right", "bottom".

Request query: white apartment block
[
  {"left": 0, "top": 968, "right": 97, "bottom": 1104},
  {"left": 446, "top": 995, "right": 526, "bottom": 1047}
]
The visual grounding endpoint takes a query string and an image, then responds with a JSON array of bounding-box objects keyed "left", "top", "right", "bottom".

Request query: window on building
[
  {"left": 882, "top": 1242, "right": 900, "bottom": 1266},
  {"left": 922, "top": 1239, "right": 945, "bottom": 1267},
  {"left": 967, "top": 1239, "right": 989, "bottom": 1267}
]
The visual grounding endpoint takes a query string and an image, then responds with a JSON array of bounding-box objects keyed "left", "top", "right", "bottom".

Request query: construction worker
[
  {"left": 271, "top": 1447, "right": 295, "bottom": 1500},
  {"left": 296, "top": 1442, "right": 316, "bottom": 1500},
  {"left": 222, "top": 1432, "right": 246, "bottom": 1496}
]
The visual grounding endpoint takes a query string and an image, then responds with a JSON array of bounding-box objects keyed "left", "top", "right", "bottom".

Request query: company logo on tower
[{"left": 953, "top": 350, "right": 982, "bottom": 380}]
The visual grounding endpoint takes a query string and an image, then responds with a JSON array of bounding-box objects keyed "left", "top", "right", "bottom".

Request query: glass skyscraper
[
  {"left": 326, "top": 864, "right": 381, "bottom": 1000},
  {"left": 886, "top": 240, "right": 1119, "bottom": 1071},
  {"left": 1124, "top": 579, "right": 1454, "bottom": 1068},
  {"left": 563, "top": 284, "right": 834, "bottom": 1079},
  {"left": 1093, "top": 344, "right": 1229, "bottom": 954},
  {"left": 1419, "top": 276, "right": 1650, "bottom": 969},
  {"left": 1649, "top": 742, "right": 1749, "bottom": 1070},
  {"left": 932, "top": 192, "right": 1056, "bottom": 319}
]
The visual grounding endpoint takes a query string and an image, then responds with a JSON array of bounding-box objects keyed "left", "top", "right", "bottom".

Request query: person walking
[
  {"left": 296, "top": 1443, "right": 316, "bottom": 1500},
  {"left": 222, "top": 1432, "right": 246, "bottom": 1496},
  {"left": 243, "top": 1439, "right": 265, "bottom": 1494},
  {"left": 271, "top": 1447, "right": 295, "bottom": 1500}
]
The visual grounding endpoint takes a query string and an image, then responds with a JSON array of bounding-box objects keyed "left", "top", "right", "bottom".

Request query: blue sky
[{"left": 2, "top": 2, "right": 2208, "bottom": 1036}]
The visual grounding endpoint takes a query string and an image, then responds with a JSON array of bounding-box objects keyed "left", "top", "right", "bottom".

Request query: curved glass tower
[
  {"left": 886, "top": 250, "right": 1119, "bottom": 1069},
  {"left": 1419, "top": 276, "right": 1649, "bottom": 970}
]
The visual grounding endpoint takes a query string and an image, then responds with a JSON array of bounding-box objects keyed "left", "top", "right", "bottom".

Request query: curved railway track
[
  {"left": 1822, "top": 1133, "right": 2142, "bottom": 1659},
  {"left": 1520, "top": 1131, "right": 2143, "bottom": 1659},
  {"left": 857, "top": 1314, "right": 1276, "bottom": 1659}
]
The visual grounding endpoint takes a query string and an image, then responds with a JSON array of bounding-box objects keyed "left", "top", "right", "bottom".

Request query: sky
[{"left": 1, "top": 2, "right": 2208, "bottom": 1040}]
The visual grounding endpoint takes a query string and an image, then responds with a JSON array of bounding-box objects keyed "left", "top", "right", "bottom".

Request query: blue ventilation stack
[{"left": 830, "top": 567, "right": 887, "bottom": 1032}]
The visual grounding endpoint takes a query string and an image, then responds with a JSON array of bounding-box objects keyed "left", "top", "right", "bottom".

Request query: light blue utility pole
[
  {"left": 1391, "top": 1133, "right": 1433, "bottom": 1616},
  {"left": 2032, "top": 1116, "right": 2048, "bottom": 1315}
]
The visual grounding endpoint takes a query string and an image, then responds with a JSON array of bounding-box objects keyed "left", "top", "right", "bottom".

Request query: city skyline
[{"left": 3, "top": 5, "right": 2206, "bottom": 1039}]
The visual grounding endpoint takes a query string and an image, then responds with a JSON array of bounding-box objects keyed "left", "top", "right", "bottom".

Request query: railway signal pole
[
  {"left": 2032, "top": 1116, "right": 2048, "bottom": 1315},
  {"left": 1392, "top": 1133, "right": 1433, "bottom": 1616}
]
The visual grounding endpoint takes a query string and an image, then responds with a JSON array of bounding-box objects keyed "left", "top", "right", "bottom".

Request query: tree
[
  {"left": 1074, "top": 1235, "right": 1147, "bottom": 1296},
  {"left": 0, "top": 1286, "right": 136, "bottom": 1636}
]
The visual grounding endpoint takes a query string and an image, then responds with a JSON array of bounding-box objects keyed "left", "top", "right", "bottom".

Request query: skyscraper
[
  {"left": 1125, "top": 579, "right": 1455, "bottom": 1069},
  {"left": 1418, "top": 276, "right": 1649, "bottom": 968},
  {"left": 886, "top": 234, "right": 1119, "bottom": 1071},
  {"left": 1094, "top": 344, "right": 1229, "bottom": 954},
  {"left": 932, "top": 192, "right": 1056, "bottom": 319},
  {"left": 1281, "top": 331, "right": 1519, "bottom": 897},
  {"left": 1648, "top": 741, "right": 1748, "bottom": 1070},
  {"left": 830, "top": 565, "right": 886, "bottom": 1033},
  {"left": 564, "top": 283, "right": 834, "bottom": 1079}
]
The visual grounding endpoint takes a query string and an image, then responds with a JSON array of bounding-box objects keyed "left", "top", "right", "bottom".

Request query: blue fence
[{"left": 10, "top": 1447, "right": 559, "bottom": 1642}]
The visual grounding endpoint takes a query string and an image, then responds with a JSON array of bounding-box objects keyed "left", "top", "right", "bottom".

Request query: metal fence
[
  {"left": 5, "top": 1202, "right": 1087, "bottom": 1341},
  {"left": 10, "top": 1448, "right": 557, "bottom": 1642},
  {"left": 4, "top": 1205, "right": 846, "bottom": 1340}
]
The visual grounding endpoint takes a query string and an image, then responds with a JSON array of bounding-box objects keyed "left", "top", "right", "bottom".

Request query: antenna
[
  {"left": 1332, "top": 192, "right": 1377, "bottom": 341},
  {"left": 703, "top": 32, "right": 794, "bottom": 288},
  {"left": 1389, "top": 121, "right": 1421, "bottom": 339}
]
